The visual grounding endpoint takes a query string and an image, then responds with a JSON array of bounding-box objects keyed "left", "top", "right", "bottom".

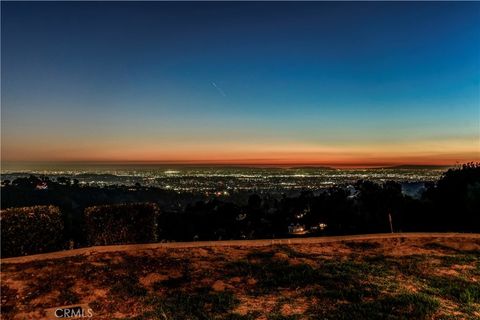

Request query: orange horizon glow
[
  {"left": 2, "top": 2, "right": 479, "bottom": 171},
  {"left": 0, "top": 159, "right": 472, "bottom": 170},
  {"left": 2, "top": 143, "right": 480, "bottom": 168}
]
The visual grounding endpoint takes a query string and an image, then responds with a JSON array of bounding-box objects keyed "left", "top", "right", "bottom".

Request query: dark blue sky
[{"left": 2, "top": 2, "right": 479, "bottom": 165}]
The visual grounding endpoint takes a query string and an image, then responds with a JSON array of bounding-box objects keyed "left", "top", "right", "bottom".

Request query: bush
[
  {"left": 84, "top": 202, "right": 160, "bottom": 246},
  {"left": 1, "top": 205, "right": 64, "bottom": 257}
]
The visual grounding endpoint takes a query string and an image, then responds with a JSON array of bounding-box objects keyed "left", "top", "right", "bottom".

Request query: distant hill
[
  {"left": 384, "top": 165, "right": 454, "bottom": 170},
  {"left": 289, "top": 166, "right": 336, "bottom": 170}
]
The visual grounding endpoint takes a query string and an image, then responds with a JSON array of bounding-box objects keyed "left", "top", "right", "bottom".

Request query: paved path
[{"left": 2, "top": 232, "right": 480, "bottom": 264}]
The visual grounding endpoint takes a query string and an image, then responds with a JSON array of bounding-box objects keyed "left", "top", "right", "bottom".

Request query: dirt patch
[
  {"left": 212, "top": 280, "right": 234, "bottom": 292},
  {"left": 139, "top": 273, "right": 168, "bottom": 287}
]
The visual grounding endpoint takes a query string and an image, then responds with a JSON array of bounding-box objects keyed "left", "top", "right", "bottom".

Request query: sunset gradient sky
[{"left": 2, "top": 2, "right": 479, "bottom": 167}]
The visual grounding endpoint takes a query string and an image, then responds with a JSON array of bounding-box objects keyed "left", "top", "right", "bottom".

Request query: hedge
[
  {"left": 1, "top": 205, "right": 64, "bottom": 257},
  {"left": 84, "top": 202, "right": 160, "bottom": 246}
]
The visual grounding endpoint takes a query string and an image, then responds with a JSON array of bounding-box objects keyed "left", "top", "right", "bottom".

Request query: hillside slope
[{"left": 2, "top": 233, "right": 480, "bottom": 320}]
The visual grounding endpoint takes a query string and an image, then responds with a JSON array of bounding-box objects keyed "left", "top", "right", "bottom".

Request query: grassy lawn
[{"left": 1, "top": 237, "right": 479, "bottom": 319}]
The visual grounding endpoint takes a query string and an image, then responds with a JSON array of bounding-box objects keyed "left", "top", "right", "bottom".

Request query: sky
[{"left": 1, "top": 2, "right": 479, "bottom": 167}]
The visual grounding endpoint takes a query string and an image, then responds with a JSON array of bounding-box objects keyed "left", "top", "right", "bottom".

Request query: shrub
[
  {"left": 84, "top": 202, "right": 160, "bottom": 246},
  {"left": 1, "top": 205, "right": 64, "bottom": 257}
]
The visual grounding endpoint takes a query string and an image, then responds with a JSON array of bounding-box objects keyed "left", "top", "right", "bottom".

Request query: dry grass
[{"left": 1, "top": 236, "right": 479, "bottom": 320}]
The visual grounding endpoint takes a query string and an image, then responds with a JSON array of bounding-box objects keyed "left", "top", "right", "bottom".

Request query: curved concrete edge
[{"left": 2, "top": 232, "right": 480, "bottom": 264}]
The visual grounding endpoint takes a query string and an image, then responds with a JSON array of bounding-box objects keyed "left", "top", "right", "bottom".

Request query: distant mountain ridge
[
  {"left": 288, "top": 166, "right": 336, "bottom": 170},
  {"left": 383, "top": 165, "right": 454, "bottom": 170}
]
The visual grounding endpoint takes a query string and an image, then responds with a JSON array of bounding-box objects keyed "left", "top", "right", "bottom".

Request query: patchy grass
[
  {"left": 424, "top": 242, "right": 460, "bottom": 252},
  {"left": 110, "top": 273, "right": 147, "bottom": 298},
  {"left": 440, "top": 253, "right": 478, "bottom": 267},
  {"left": 2, "top": 236, "right": 480, "bottom": 319},
  {"left": 343, "top": 241, "right": 381, "bottom": 250},
  {"left": 276, "top": 245, "right": 318, "bottom": 259},
  {"left": 228, "top": 259, "right": 318, "bottom": 291},
  {"left": 425, "top": 276, "right": 480, "bottom": 304},
  {"left": 318, "top": 293, "right": 440, "bottom": 320},
  {"left": 131, "top": 289, "right": 238, "bottom": 320}
]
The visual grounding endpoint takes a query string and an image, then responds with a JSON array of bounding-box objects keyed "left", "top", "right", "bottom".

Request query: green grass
[
  {"left": 132, "top": 288, "right": 238, "bottom": 320},
  {"left": 425, "top": 275, "right": 480, "bottom": 304},
  {"left": 379, "top": 255, "right": 427, "bottom": 277},
  {"left": 228, "top": 254, "right": 394, "bottom": 297},
  {"left": 317, "top": 293, "right": 440, "bottom": 320},
  {"left": 309, "top": 282, "right": 381, "bottom": 303},
  {"left": 440, "top": 254, "right": 478, "bottom": 267},
  {"left": 309, "top": 259, "right": 385, "bottom": 302},
  {"left": 227, "top": 259, "right": 318, "bottom": 291}
]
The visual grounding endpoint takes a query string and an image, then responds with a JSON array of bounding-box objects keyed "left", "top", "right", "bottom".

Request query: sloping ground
[{"left": 1, "top": 233, "right": 480, "bottom": 320}]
